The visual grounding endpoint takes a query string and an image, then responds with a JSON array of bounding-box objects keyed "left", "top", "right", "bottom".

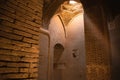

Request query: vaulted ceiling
[{"left": 42, "top": 0, "right": 120, "bottom": 28}]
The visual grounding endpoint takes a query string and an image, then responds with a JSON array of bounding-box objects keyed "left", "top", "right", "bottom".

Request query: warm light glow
[{"left": 69, "top": 0, "right": 77, "bottom": 4}]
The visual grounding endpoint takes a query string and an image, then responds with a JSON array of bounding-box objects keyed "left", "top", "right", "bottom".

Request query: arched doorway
[
  {"left": 48, "top": 1, "right": 86, "bottom": 80},
  {"left": 42, "top": 0, "right": 112, "bottom": 80},
  {"left": 53, "top": 43, "right": 64, "bottom": 80}
]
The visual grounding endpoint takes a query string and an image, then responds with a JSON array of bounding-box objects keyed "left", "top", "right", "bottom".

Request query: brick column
[{"left": 0, "top": 0, "right": 43, "bottom": 79}]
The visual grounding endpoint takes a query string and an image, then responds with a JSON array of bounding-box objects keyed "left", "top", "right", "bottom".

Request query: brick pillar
[
  {"left": 0, "top": 0, "right": 43, "bottom": 79},
  {"left": 84, "top": 5, "right": 111, "bottom": 80}
]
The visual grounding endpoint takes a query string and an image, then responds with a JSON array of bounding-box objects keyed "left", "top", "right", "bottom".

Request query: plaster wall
[
  {"left": 48, "top": 13, "right": 86, "bottom": 80},
  {"left": 49, "top": 14, "right": 66, "bottom": 80},
  {"left": 39, "top": 30, "right": 50, "bottom": 80},
  {"left": 64, "top": 14, "right": 86, "bottom": 80}
]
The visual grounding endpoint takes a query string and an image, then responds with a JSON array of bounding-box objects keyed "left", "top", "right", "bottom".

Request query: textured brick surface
[
  {"left": 0, "top": 0, "right": 43, "bottom": 79},
  {"left": 84, "top": 6, "right": 111, "bottom": 80}
]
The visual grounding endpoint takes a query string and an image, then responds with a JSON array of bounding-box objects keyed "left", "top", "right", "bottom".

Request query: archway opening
[
  {"left": 53, "top": 43, "right": 64, "bottom": 80},
  {"left": 48, "top": 1, "right": 86, "bottom": 80}
]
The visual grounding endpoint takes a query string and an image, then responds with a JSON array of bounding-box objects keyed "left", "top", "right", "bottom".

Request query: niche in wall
[
  {"left": 53, "top": 43, "right": 65, "bottom": 80},
  {"left": 54, "top": 43, "right": 65, "bottom": 69}
]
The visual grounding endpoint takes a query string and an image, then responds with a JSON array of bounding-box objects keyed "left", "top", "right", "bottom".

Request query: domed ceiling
[{"left": 42, "top": 0, "right": 120, "bottom": 28}]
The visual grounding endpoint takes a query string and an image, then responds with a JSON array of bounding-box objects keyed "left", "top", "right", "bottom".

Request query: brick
[
  {"left": 0, "top": 31, "right": 23, "bottom": 41},
  {"left": 15, "top": 0, "right": 29, "bottom": 6},
  {"left": 0, "top": 8, "right": 25, "bottom": 22},
  {"left": 20, "top": 57, "right": 39, "bottom": 63},
  {"left": 35, "top": 12, "right": 42, "bottom": 18},
  {"left": 1, "top": 20, "right": 40, "bottom": 36},
  {"left": 29, "top": 73, "right": 38, "bottom": 78},
  {"left": 0, "top": 43, "right": 21, "bottom": 50},
  {"left": 1, "top": 20, "right": 23, "bottom": 30},
  {"left": 15, "top": 15, "right": 26, "bottom": 22},
  {"left": 25, "top": 10, "right": 41, "bottom": 20},
  {"left": 35, "top": 11, "right": 42, "bottom": 17},
  {"left": 25, "top": 29, "right": 40, "bottom": 36},
  {"left": 0, "top": 49, "right": 11, "bottom": 55},
  {"left": 21, "top": 47, "right": 39, "bottom": 53},
  {"left": 0, "top": 3, "right": 15, "bottom": 13},
  {"left": 0, "top": 13, "right": 14, "bottom": 22},
  {"left": 18, "top": 2, "right": 34, "bottom": 14},
  {"left": 0, "top": 54, "right": 20, "bottom": 62},
  {"left": 35, "top": 18, "right": 42, "bottom": 25},
  {"left": 13, "top": 29, "right": 32, "bottom": 38},
  {"left": 0, "top": 24, "right": 13, "bottom": 33},
  {"left": 15, "top": 21, "right": 40, "bottom": 32},
  {"left": 7, "top": 1, "right": 26, "bottom": 14},
  {"left": 7, "top": 0, "right": 18, "bottom": 5},
  {"left": 27, "top": 3, "right": 39, "bottom": 12},
  {"left": 0, "top": 37, "right": 11, "bottom": 44},
  {"left": 25, "top": 20, "right": 41, "bottom": 28},
  {"left": 32, "top": 44, "right": 39, "bottom": 49},
  {"left": 11, "top": 50, "right": 39, "bottom": 58},
  {"left": 1, "top": 20, "right": 37, "bottom": 35},
  {"left": 30, "top": 63, "right": 38, "bottom": 68},
  {"left": 16, "top": 11, "right": 32, "bottom": 21},
  {"left": 7, "top": 62, "right": 29, "bottom": 68},
  {"left": 28, "top": 1, "right": 42, "bottom": 11},
  {"left": 0, "top": 7, "right": 11, "bottom": 15},
  {"left": 23, "top": 37, "right": 39, "bottom": 44},
  {"left": 11, "top": 50, "right": 28, "bottom": 57},
  {"left": 11, "top": 40, "right": 31, "bottom": 47},
  {"left": 0, "top": 0, "right": 43, "bottom": 79},
  {"left": 0, "top": 68, "right": 19, "bottom": 73},
  {"left": 28, "top": 0, "right": 37, "bottom": 4},
  {"left": 0, "top": 62, "right": 7, "bottom": 67},
  {"left": 26, "top": 79, "right": 36, "bottom": 80},
  {"left": 32, "top": 35, "right": 39, "bottom": 40},
  {"left": 19, "top": 68, "right": 29, "bottom": 72},
  {"left": 2, "top": 73, "right": 28, "bottom": 79}
]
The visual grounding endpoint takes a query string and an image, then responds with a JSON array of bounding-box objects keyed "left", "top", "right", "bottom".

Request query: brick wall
[
  {"left": 85, "top": 6, "right": 111, "bottom": 80},
  {"left": 0, "top": 0, "right": 43, "bottom": 79}
]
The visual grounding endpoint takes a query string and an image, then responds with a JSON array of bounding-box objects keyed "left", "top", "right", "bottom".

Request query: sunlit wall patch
[{"left": 69, "top": 0, "right": 77, "bottom": 4}]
